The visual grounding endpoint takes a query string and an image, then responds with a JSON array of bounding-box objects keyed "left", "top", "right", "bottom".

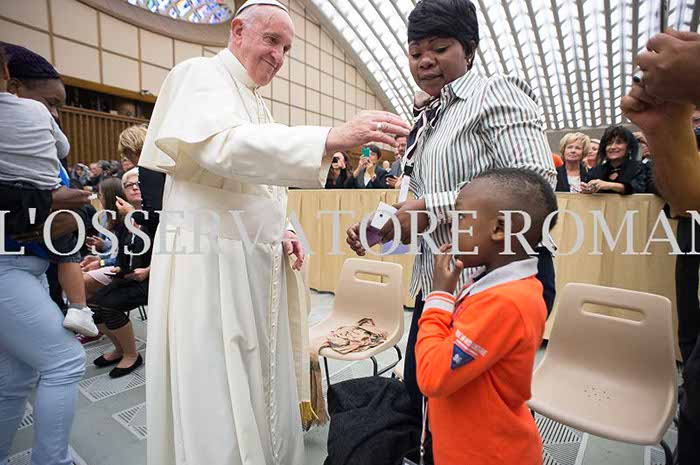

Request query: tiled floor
[{"left": 7, "top": 291, "right": 678, "bottom": 465}]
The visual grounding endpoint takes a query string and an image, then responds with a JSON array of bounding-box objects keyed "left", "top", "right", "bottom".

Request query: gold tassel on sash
[{"left": 309, "top": 352, "right": 329, "bottom": 428}]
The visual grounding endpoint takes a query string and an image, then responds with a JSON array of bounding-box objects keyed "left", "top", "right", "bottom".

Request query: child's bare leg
[
  {"left": 60, "top": 262, "right": 98, "bottom": 336},
  {"left": 58, "top": 262, "right": 86, "bottom": 307}
]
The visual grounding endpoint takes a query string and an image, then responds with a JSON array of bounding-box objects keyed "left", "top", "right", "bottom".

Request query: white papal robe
[{"left": 139, "top": 48, "right": 331, "bottom": 465}]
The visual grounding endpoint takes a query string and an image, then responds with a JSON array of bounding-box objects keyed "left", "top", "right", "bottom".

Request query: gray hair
[
  {"left": 122, "top": 167, "right": 139, "bottom": 187},
  {"left": 229, "top": 5, "right": 289, "bottom": 47}
]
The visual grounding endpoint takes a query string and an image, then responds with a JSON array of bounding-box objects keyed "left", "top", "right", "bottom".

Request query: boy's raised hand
[{"left": 433, "top": 244, "right": 464, "bottom": 294}]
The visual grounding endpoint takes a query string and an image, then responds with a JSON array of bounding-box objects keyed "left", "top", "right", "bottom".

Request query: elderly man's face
[
  {"left": 409, "top": 37, "right": 469, "bottom": 97},
  {"left": 229, "top": 8, "right": 294, "bottom": 87},
  {"left": 693, "top": 110, "right": 700, "bottom": 129},
  {"left": 89, "top": 163, "right": 102, "bottom": 177}
]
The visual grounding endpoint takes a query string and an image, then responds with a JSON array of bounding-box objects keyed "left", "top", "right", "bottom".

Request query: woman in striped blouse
[{"left": 346, "top": 0, "right": 556, "bottom": 411}]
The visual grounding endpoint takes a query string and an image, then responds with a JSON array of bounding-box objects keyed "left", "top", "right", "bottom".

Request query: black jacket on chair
[{"left": 555, "top": 163, "right": 590, "bottom": 192}]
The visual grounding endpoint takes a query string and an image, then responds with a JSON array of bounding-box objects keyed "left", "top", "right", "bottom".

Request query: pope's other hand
[
  {"left": 325, "top": 111, "right": 410, "bottom": 153},
  {"left": 283, "top": 230, "right": 304, "bottom": 271}
]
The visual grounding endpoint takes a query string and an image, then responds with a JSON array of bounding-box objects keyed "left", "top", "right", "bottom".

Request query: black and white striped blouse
[{"left": 408, "top": 70, "right": 557, "bottom": 297}]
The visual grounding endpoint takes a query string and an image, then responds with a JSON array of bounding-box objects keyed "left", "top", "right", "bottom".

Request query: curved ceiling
[
  {"left": 126, "top": 0, "right": 234, "bottom": 24},
  {"left": 307, "top": 0, "right": 700, "bottom": 130}
]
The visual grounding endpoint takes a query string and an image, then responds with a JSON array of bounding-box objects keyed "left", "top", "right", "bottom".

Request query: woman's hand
[
  {"left": 432, "top": 244, "right": 463, "bottom": 294},
  {"left": 379, "top": 198, "right": 430, "bottom": 244},
  {"left": 353, "top": 157, "right": 369, "bottom": 177},
  {"left": 115, "top": 196, "right": 135, "bottom": 216},
  {"left": 80, "top": 255, "right": 101, "bottom": 272},
  {"left": 86, "top": 235, "right": 106, "bottom": 252},
  {"left": 124, "top": 267, "right": 149, "bottom": 282},
  {"left": 581, "top": 179, "right": 607, "bottom": 194},
  {"left": 346, "top": 223, "right": 366, "bottom": 256}
]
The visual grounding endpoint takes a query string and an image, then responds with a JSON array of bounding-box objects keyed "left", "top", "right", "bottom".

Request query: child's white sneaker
[{"left": 64, "top": 306, "right": 98, "bottom": 337}]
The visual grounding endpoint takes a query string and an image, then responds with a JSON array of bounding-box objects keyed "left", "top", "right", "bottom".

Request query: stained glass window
[{"left": 126, "top": 0, "right": 233, "bottom": 24}]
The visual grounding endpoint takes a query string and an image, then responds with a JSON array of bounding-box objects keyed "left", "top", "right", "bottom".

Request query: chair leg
[
  {"left": 323, "top": 356, "right": 331, "bottom": 389},
  {"left": 660, "top": 439, "right": 673, "bottom": 465},
  {"left": 370, "top": 356, "right": 379, "bottom": 376},
  {"left": 394, "top": 344, "right": 403, "bottom": 362},
  {"left": 374, "top": 345, "right": 403, "bottom": 377}
]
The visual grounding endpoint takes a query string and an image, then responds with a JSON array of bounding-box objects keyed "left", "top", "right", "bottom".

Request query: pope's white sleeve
[{"left": 178, "top": 123, "right": 333, "bottom": 188}]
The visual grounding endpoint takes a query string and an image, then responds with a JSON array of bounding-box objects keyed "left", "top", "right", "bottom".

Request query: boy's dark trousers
[
  {"left": 675, "top": 217, "right": 700, "bottom": 464},
  {"left": 403, "top": 248, "right": 556, "bottom": 411},
  {"left": 678, "top": 336, "right": 700, "bottom": 464}
]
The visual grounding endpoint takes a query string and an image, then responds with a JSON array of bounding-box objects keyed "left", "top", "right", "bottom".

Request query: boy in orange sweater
[{"left": 416, "top": 168, "right": 558, "bottom": 465}]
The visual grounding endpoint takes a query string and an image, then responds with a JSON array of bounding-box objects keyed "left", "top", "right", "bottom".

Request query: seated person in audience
[
  {"left": 348, "top": 144, "right": 389, "bottom": 188},
  {"left": 584, "top": 138, "right": 599, "bottom": 169},
  {"left": 387, "top": 134, "right": 407, "bottom": 189},
  {"left": 0, "top": 44, "right": 97, "bottom": 337},
  {"left": 90, "top": 168, "right": 149, "bottom": 378},
  {"left": 109, "top": 159, "right": 122, "bottom": 177},
  {"left": 581, "top": 125, "right": 647, "bottom": 195},
  {"left": 84, "top": 160, "right": 110, "bottom": 191},
  {"left": 634, "top": 131, "right": 652, "bottom": 163},
  {"left": 120, "top": 156, "right": 134, "bottom": 173},
  {"left": 325, "top": 151, "right": 352, "bottom": 189},
  {"left": 555, "top": 132, "right": 590, "bottom": 192},
  {"left": 69, "top": 163, "right": 89, "bottom": 189},
  {"left": 631, "top": 131, "right": 663, "bottom": 195},
  {"left": 416, "top": 168, "right": 556, "bottom": 465},
  {"left": 81, "top": 178, "right": 125, "bottom": 298}
]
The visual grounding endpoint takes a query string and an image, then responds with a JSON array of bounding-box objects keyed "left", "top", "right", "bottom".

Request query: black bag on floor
[{"left": 323, "top": 376, "right": 433, "bottom": 465}]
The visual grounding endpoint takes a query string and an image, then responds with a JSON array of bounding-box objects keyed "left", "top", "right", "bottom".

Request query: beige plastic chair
[
  {"left": 529, "top": 283, "right": 677, "bottom": 463},
  {"left": 309, "top": 258, "right": 404, "bottom": 384}
]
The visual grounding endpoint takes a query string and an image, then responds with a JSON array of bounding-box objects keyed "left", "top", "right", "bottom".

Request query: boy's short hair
[
  {"left": 2, "top": 42, "right": 61, "bottom": 89},
  {"left": 472, "top": 168, "right": 558, "bottom": 245},
  {"left": 118, "top": 124, "right": 148, "bottom": 158}
]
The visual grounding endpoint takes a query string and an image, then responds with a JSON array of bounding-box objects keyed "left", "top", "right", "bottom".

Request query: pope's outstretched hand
[{"left": 325, "top": 111, "right": 410, "bottom": 153}]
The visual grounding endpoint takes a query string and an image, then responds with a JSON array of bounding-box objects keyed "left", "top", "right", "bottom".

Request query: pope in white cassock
[{"left": 138, "top": 1, "right": 409, "bottom": 464}]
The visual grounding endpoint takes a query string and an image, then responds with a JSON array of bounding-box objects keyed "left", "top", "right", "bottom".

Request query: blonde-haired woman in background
[
  {"left": 117, "top": 124, "right": 148, "bottom": 168},
  {"left": 585, "top": 138, "right": 600, "bottom": 169},
  {"left": 556, "top": 132, "right": 591, "bottom": 192}
]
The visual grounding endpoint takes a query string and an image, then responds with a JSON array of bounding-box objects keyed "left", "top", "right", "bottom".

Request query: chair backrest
[
  {"left": 333, "top": 258, "right": 404, "bottom": 335},
  {"left": 541, "top": 283, "right": 676, "bottom": 404}
]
